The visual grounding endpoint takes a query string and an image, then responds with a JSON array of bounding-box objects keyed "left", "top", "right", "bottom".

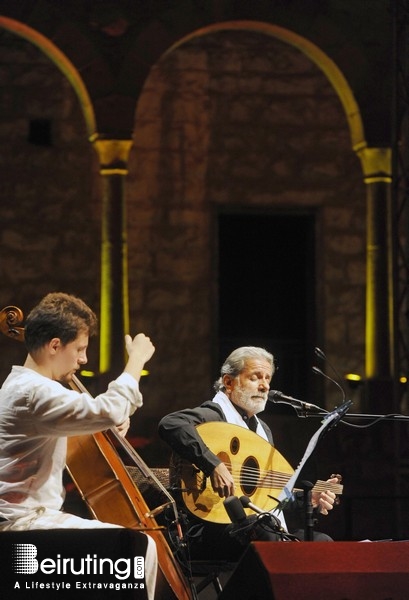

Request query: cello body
[{"left": 66, "top": 428, "right": 192, "bottom": 600}]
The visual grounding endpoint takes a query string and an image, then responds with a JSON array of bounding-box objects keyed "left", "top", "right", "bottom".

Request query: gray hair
[{"left": 214, "top": 346, "right": 275, "bottom": 391}]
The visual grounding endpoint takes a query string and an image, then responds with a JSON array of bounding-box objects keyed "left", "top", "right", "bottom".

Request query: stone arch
[
  {"left": 127, "top": 17, "right": 367, "bottom": 413},
  {"left": 162, "top": 20, "right": 366, "bottom": 155},
  {"left": 0, "top": 15, "right": 367, "bottom": 156},
  {"left": 151, "top": 20, "right": 391, "bottom": 391},
  {"left": 0, "top": 15, "right": 96, "bottom": 140}
]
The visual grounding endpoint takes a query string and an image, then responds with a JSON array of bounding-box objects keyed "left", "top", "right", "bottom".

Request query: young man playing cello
[{"left": 0, "top": 292, "right": 157, "bottom": 596}]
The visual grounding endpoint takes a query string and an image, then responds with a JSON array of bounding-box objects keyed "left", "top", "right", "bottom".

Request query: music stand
[{"left": 273, "top": 399, "right": 352, "bottom": 540}]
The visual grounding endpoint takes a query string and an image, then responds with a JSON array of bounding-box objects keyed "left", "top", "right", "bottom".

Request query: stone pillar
[
  {"left": 92, "top": 139, "right": 133, "bottom": 377},
  {"left": 357, "top": 146, "right": 396, "bottom": 411}
]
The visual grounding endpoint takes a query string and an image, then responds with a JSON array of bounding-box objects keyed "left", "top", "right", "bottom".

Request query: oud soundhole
[
  {"left": 241, "top": 456, "right": 259, "bottom": 495},
  {"left": 230, "top": 437, "right": 240, "bottom": 454}
]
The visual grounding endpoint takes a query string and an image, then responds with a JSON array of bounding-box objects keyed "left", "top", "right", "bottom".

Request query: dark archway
[{"left": 218, "top": 210, "right": 316, "bottom": 398}]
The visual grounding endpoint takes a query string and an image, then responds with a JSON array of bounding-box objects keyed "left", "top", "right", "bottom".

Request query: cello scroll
[{"left": 0, "top": 305, "right": 25, "bottom": 342}]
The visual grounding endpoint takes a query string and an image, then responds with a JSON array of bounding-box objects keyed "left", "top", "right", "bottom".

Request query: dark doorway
[{"left": 217, "top": 211, "right": 316, "bottom": 398}]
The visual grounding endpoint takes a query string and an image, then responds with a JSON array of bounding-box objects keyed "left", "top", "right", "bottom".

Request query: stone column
[
  {"left": 92, "top": 139, "right": 133, "bottom": 378},
  {"left": 357, "top": 146, "right": 396, "bottom": 411}
]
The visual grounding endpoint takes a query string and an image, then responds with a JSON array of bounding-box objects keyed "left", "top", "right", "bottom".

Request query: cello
[{"left": 0, "top": 305, "right": 193, "bottom": 600}]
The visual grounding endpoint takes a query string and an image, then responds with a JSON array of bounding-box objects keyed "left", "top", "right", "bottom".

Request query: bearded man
[{"left": 158, "top": 346, "right": 338, "bottom": 560}]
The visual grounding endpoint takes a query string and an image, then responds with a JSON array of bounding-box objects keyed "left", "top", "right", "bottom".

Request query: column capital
[
  {"left": 91, "top": 138, "right": 133, "bottom": 174},
  {"left": 356, "top": 146, "right": 392, "bottom": 183}
]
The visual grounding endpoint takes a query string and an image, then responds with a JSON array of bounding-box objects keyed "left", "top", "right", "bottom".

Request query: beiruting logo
[{"left": 11, "top": 544, "right": 145, "bottom": 592}]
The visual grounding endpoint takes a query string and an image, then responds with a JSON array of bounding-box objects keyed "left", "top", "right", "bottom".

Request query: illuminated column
[
  {"left": 357, "top": 146, "right": 395, "bottom": 409},
  {"left": 92, "top": 139, "right": 133, "bottom": 376}
]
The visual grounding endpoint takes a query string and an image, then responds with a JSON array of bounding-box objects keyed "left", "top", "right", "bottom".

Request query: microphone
[
  {"left": 314, "top": 347, "right": 346, "bottom": 403},
  {"left": 223, "top": 496, "right": 247, "bottom": 524},
  {"left": 268, "top": 390, "right": 322, "bottom": 413},
  {"left": 314, "top": 346, "right": 326, "bottom": 361},
  {"left": 312, "top": 366, "right": 346, "bottom": 403},
  {"left": 240, "top": 495, "right": 266, "bottom": 515},
  {"left": 240, "top": 496, "right": 283, "bottom": 531},
  {"left": 144, "top": 501, "right": 173, "bottom": 518}
]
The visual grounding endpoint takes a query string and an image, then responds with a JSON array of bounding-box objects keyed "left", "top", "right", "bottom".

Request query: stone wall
[
  {"left": 0, "top": 29, "right": 101, "bottom": 375},
  {"left": 128, "top": 29, "right": 366, "bottom": 424}
]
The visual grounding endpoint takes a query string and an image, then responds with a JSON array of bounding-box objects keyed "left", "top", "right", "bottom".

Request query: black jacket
[{"left": 158, "top": 399, "right": 273, "bottom": 477}]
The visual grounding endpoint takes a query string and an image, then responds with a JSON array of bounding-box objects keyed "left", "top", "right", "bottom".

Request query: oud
[{"left": 171, "top": 422, "right": 343, "bottom": 524}]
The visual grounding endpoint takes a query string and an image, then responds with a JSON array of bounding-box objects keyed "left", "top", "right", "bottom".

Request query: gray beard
[{"left": 232, "top": 386, "right": 267, "bottom": 415}]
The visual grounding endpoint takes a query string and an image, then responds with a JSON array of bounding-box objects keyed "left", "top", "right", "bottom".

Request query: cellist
[{"left": 0, "top": 292, "right": 157, "bottom": 597}]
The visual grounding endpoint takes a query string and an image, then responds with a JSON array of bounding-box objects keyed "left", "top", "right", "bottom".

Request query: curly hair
[{"left": 24, "top": 292, "right": 98, "bottom": 354}]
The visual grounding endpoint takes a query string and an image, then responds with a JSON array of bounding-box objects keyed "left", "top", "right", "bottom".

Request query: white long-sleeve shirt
[{"left": 0, "top": 366, "right": 142, "bottom": 520}]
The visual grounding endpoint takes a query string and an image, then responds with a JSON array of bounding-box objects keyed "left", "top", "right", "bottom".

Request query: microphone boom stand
[{"left": 291, "top": 408, "right": 409, "bottom": 422}]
